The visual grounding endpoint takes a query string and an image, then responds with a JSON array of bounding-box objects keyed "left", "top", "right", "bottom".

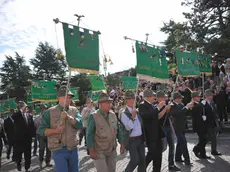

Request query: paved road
[{"left": 1, "top": 133, "right": 230, "bottom": 172}]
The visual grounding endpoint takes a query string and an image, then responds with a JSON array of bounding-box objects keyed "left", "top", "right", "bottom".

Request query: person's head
[
  {"left": 205, "top": 89, "right": 213, "bottom": 101},
  {"left": 172, "top": 92, "right": 183, "bottom": 103},
  {"left": 98, "top": 92, "right": 113, "bottom": 113},
  {"left": 18, "top": 101, "right": 27, "bottom": 111},
  {"left": 125, "top": 90, "right": 135, "bottom": 107},
  {"left": 143, "top": 89, "right": 156, "bottom": 103},
  {"left": 58, "top": 86, "right": 74, "bottom": 107},
  {"left": 40, "top": 104, "right": 47, "bottom": 113},
  {"left": 86, "top": 98, "right": 93, "bottom": 108},
  {"left": 191, "top": 91, "right": 201, "bottom": 102},
  {"left": 156, "top": 90, "right": 166, "bottom": 103}
]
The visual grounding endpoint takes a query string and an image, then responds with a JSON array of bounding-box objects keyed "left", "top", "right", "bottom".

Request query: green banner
[
  {"left": 121, "top": 76, "right": 137, "bottom": 90},
  {"left": 176, "top": 51, "right": 200, "bottom": 76},
  {"left": 62, "top": 23, "right": 100, "bottom": 74},
  {"left": 198, "top": 54, "right": 212, "bottom": 74},
  {"left": 88, "top": 75, "right": 106, "bottom": 92},
  {"left": 0, "top": 98, "right": 17, "bottom": 113},
  {"left": 31, "top": 80, "right": 57, "bottom": 102},
  {"left": 136, "top": 42, "right": 169, "bottom": 83},
  {"left": 70, "top": 87, "right": 79, "bottom": 101},
  {"left": 91, "top": 91, "right": 101, "bottom": 102}
]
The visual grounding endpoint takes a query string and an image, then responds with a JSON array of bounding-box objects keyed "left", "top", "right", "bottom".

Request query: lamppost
[{"left": 102, "top": 55, "right": 113, "bottom": 77}]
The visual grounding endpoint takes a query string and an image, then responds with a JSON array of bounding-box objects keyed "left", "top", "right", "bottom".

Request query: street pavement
[{"left": 1, "top": 133, "right": 230, "bottom": 172}]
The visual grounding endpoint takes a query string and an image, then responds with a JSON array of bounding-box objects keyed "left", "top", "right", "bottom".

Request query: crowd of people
[{"left": 0, "top": 61, "right": 229, "bottom": 172}]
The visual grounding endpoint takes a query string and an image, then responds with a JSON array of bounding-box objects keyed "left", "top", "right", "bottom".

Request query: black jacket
[
  {"left": 4, "top": 117, "right": 14, "bottom": 142},
  {"left": 203, "top": 101, "right": 218, "bottom": 128},
  {"left": 12, "top": 110, "right": 35, "bottom": 143},
  {"left": 169, "top": 102, "right": 188, "bottom": 133},
  {"left": 191, "top": 102, "right": 207, "bottom": 133},
  {"left": 139, "top": 101, "right": 165, "bottom": 146}
]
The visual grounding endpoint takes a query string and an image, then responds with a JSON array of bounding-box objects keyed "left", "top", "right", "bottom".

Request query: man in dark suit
[
  {"left": 170, "top": 92, "right": 193, "bottom": 166},
  {"left": 202, "top": 89, "right": 221, "bottom": 156},
  {"left": 12, "top": 101, "right": 36, "bottom": 172},
  {"left": 191, "top": 92, "right": 210, "bottom": 159},
  {"left": 4, "top": 109, "right": 15, "bottom": 161},
  {"left": 139, "top": 89, "right": 170, "bottom": 172}
]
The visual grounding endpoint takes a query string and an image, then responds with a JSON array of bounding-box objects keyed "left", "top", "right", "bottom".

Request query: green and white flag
[
  {"left": 136, "top": 42, "right": 169, "bottom": 83},
  {"left": 62, "top": 23, "right": 100, "bottom": 74},
  {"left": 198, "top": 54, "right": 212, "bottom": 75},
  {"left": 70, "top": 87, "right": 79, "bottom": 101},
  {"left": 31, "top": 80, "right": 57, "bottom": 102},
  {"left": 88, "top": 75, "right": 106, "bottom": 92},
  {"left": 121, "top": 76, "right": 137, "bottom": 90},
  {"left": 176, "top": 51, "right": 200, "bottom": 76}
]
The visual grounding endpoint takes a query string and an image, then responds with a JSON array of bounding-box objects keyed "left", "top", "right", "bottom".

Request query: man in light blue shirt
[{"left": 121, "top": 90, "right": 146, "bottom": 172}]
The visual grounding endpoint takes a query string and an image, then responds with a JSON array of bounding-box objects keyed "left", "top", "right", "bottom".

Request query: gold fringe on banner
[
  {"left": 32, "top": 99, "right": 58, "bottom": 103},
  {"left": 68, "top": 67, "right": 99, "bottom": 74},
  {"left": 137, "top": 74, "right": 170, "bottom": 84}
]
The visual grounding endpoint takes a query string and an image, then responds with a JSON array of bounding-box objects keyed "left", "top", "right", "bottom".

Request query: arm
[
  {"left": 70, "top": 110, "right": 83, "bottom": 129},
  {"left": 86, "top": 115, "right": 95, "bottom": 149},
  {"left": 158, "top": 107, "right": 168, "bottom": 119},
  {"left": 139, "top": 104, "right": 159, "bottom": 120},
  {"left": 120, "top": 112, "right": 134, "bottom": 131}
]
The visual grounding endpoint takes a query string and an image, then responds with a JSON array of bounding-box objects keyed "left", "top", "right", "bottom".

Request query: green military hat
[
  {"left": 191, "top": 91, "right": 201, "bottom": 98},
  {"left": 143, "top": 89, "right": 156, "bottom": 97},
  {"left": 205, "top": 89, "right": 213, "bottom": 97},
  {"left": 58, "top": 85, "right": 74, "bottom": 97},
  {"left": 98, "top": 92, "right": 113, "bottom": 103},
  {"left": 172, "top": 91, "right": 184, "bottom": 100},
  {"left": 125, "top": 90, "right": 135, "bottom": 99},
  {"left": 156, "top": 90, "right": 167, "bottom": 98}
]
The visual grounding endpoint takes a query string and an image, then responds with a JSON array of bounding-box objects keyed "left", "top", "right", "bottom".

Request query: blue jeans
[
  {"left": 163, "top": 126, "right": 175, "bottom": 166},
  {"left": 52, "top": 148, "right": 79, "bottom": 172}
]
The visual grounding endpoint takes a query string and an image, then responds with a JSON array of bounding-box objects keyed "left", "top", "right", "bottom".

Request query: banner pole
[{"left": 133, "top": 78, "right": 139, "bottom": 108}]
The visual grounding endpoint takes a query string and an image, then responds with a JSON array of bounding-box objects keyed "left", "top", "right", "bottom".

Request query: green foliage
[
  {"left": 0, "top": 52, "right": 31, "bottom": 99},
  {"left": 181, "top": 0, "right": 230, "bottom": 57},
  {"left": 70, "top": 73, "right": 91, "bottom": 104},
  {"left": 30, "top": 42, "right": 67, "bottom": 81}
]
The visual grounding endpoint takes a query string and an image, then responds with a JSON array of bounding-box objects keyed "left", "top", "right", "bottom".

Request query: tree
[
  {"left": 70, "top": 73, "right": 91, "bottom": 104},
  {"left": 0, "top": 52, "right": 31, "bottom": 99},
  {"left": 181, "top": 0, "right": 230, "bottom": 58},
  {"left": 30, "top": 42, "right": 67, "bottom": 81}
]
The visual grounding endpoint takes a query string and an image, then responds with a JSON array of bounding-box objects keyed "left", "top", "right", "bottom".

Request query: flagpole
[{"left": 202, "top": 73, "right": 205, "bottom": 98}]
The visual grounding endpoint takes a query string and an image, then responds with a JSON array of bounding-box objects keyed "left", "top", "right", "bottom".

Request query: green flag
[
  {"left": 198, "top": 54, "right": 212, "bottom": 74},
  {"left": 176, "top": 51, "right": 200, "bottom": 76},
  {"left": 31, "top": 80, "right": 57, "bottom": 102},
  {"left": 91, "top": 91, "right": 101, "bottom": 102},
  {"left": 121, "top": 76, "right": 137, "bottom": 90},
  {"left": 88, "top": 75, "right": 106, "bottom": 92},
  {"left": 136, "top": 42, "right": 169, "bottom": 83},
  {"left": 62, "top": 23, "right": 100, "bottom": 74},
  {"left": 70, "top": 87, "right": 79, "bottom": 101},
  {"left": 0, "top": 98, "right": 17, "bottom": 113}
]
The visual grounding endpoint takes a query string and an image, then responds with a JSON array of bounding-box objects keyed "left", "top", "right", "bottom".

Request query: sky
[{"left": 0, "top": 0, "right": 189, "bottom": 74}]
